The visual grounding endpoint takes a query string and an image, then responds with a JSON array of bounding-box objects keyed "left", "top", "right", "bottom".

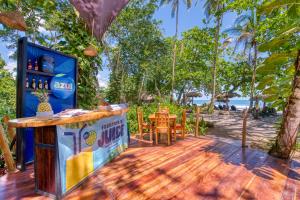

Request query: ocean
[{"left": 193, "top": 99, "right": 263, "bottom": 109}]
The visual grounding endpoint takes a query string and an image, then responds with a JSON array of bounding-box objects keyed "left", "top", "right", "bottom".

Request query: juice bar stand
[
  {"left": 13, "top": 37, "right": 130, "bottom": 199},
  {"left": 8, "top": 107, "right": 129, "bottom": 199}
]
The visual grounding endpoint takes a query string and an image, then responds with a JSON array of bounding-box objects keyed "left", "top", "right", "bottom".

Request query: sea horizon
[{"left": 193, "top": 99, "right": 264, "bottom": 109}]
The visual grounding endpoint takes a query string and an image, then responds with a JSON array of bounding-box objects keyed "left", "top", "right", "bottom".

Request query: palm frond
[
  {"left": 234, "top": 14, "right": 251, "bottom": 26},
  {"left": 223, "top": 26, "right": 243, "bottom": 36},
  {"left": 160, "top": 0, "right": 173, "bottom": 6},
  {"left": 171, "top": 0, "right": 178, "bottom": 18},
  {"left": 203, "top": 0, "right": 213, "bottom": 19},
  {"left": 185, "top": 0, "right": 193, "bottom": 9},
  {"left": 222, "top": 37, "right": 233, "bottom": 49}
]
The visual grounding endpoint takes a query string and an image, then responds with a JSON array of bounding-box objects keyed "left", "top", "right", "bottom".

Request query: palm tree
[
  {"left": 160, "top": 0, "right": 192, "bottom": 101},
  {"left": 203, "top": 0, "right": 225, "bottom": 113},
  {"left": 224, "top": 8, "right": 258, "bottom": 109}
]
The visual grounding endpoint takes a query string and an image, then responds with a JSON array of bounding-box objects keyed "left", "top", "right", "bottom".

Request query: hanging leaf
[
  {"left": 257, "top": 75, "right": 275, "bottom": 90},
  {"left": 258, "top": 0, "right": 299, "bottom": 14},
  {"left": 256, "top": 64, "right": 277, "bottom": 75},
  {"left": 0, "top": 11, "right": 27, "bottom": 31},
  {"left": 259, "top": 37, "right": 288, "bottom": 52},
  {"left": 264, "top": 52, "right": 295, "bottom": 66},
  {"left": 263, "top": 95, "right": 278, "bottom": 102},
  {"left": 264, "top": 86, "right": 279, "bottom": 95}
]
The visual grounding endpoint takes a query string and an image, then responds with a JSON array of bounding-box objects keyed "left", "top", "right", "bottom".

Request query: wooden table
[
  {"left": 8, "top": 108, "right": 129, "bottom": 199},
  {"left": 148, "top": 114, "right": 177, "bottom": 143}
]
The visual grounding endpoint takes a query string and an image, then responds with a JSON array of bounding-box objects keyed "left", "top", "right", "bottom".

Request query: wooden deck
[{"left": 0, "top": 136, "right": 299, "bottom": 199}]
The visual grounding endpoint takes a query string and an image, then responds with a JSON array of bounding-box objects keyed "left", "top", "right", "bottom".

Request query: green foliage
[
  {"left": 0, "top": 1, "right": 102, "bottom": 109},
  {"left": 175, "top": 27, "right": 215, "bottom": 99},
  {"left": 0, "top": 57, "right": 15, "bottom": 119},
  {"left": 256, "top": 1, "right": 299, "bottom": 110},
  {"left": 106, "top": 0, "right": 172, "bottom": 104},
  {"left": 198, "top": 117, "right": 208, "bottom": 136}
]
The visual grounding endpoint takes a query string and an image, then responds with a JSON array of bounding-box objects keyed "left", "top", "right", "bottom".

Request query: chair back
[
  {"left": 155, "top": 112, "right": 169, "bottom": 129},
  {"left": 158, "top": 106, "right": 169, "bottom": 113},
  {"left": 137, "top": 107, "right": 144, "bottom": 134}
]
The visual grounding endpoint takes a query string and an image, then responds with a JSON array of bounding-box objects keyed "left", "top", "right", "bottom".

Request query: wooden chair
[
  {"left": 174, "top": 109, "right": 186, "bottom": 139},
  {"left": 155, "top": 112, "right": 171, "bottom": 145},
  {"left": 137, "top": 107, "right": 152, "bottom": 141},
  {"left": 158, "top": 106, "right": 169, "bottom": 113}
]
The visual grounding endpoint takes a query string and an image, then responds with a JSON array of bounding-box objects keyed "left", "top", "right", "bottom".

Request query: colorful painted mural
[{"left": 57, "top": 114, "right": 128, "bottom": 194}]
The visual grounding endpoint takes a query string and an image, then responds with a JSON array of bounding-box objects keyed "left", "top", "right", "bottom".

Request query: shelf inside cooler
[
  {"left": 26, "top": 69, "right": 55, "bottom": 77},
  {"left": 26, "top": 88, "right": 52, "bottom": 94}
]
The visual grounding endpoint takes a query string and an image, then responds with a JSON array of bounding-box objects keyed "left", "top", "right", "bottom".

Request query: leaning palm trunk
[
  {"left": 249, "top": 41, "right": 258, "bottom": 109},
  {"left": 270, "top": 50, "right": 300, "bottom": 159},
  {"left": 209, "top": 15, "right": 221, "bottom": 113}
]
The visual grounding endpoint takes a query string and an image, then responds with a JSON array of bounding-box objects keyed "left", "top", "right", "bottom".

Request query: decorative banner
[
  {"left": 57, "top": 114, "right": 128, "bottom": 194},
  {"left": 50, "top": 74, "right": 75, "bottom": 99},
  {"left": 70, "top": 0, "right": 130, "bottom": 40}
]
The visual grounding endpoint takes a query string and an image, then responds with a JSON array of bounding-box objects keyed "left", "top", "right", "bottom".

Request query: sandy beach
[{"left": 202, "top": 111, "right": 281, "bottom": 151}]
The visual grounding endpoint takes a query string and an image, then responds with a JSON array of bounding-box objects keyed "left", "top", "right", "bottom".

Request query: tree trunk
[
  {"left": 155, "top": 79, "right": 161, "bottom": 98},
  {"left": 177, "top": 85, "right": 185, "bottom": 104},
  {"left": 269, "top": 50, "right": 300, "bottom": 159},
  {"left": 209, "top": 14, "right": 221, "bottom": 113},
  {"left": 138, "top": 74, "right": 145, "bottom": 104},
  {"left": 249, "top": 8, "right": 257, "bottom": 110},
  {"left": 171, "top": 1, "right": 179, "bottom": 102}
]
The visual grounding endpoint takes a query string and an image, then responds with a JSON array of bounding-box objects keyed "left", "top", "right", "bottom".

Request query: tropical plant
[
  {"left": 257, "top": 0, "right": 300, "bottom": 159},
  {"left": 160, "top": 0, "right": 193, "bottom": 101},
  {"left": 198, "top": 117, "right": 208, "bottom": 135}
]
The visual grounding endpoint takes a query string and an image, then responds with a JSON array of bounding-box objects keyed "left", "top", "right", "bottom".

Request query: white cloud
[
  {"left": 98, "top": 79, "right": 108, "bottom": 88},
  {"left": 97, "top": 74, "right": 108, "bottom": 88},
  {"left": 4, "top": 61, "right": 16, "bottom": 72},
  {"left": 38, "top": 19, "right": 47, "bottom": 34},
  {"left": 8, "top": 51, "right": 14, "bottom": 57}
]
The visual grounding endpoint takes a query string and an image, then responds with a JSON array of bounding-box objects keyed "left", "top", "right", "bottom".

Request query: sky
[{"left": 0, "top": 1, "right": 241, "bottom": 99}]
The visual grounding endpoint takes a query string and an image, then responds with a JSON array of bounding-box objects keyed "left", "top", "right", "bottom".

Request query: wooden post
[
  {"left": 0, "top": 123, "right": 16, "bottom": 172},
  {"left": 195, "top": 106, "right": 200, "bottom": 137},
  {"left": 3, "top": 116, "right": 15, "bottom": 141},
  {"left": 242, "top": 108, "right": 249, "bottom": 148}
]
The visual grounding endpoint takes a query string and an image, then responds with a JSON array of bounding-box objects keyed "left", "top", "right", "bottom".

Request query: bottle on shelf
[
  {"left": 25, "top": 77, "right": 29, "bottom": 88},
  {"left": 34, "top": 60, "right": 39, "bottom": 71},
  {"left": 38, "top": 79, "right": 43, "bottom": 89},
  {"left": 31, "top": 78, "right": 36, "bottom": 89},
  {"left": 44, "top": 80, "right": 49, "bottom": 90},
  {"left": 27, "top": 59, "right": 32, "bottom": 70}
]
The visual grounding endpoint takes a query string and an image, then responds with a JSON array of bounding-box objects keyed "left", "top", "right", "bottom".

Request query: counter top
[{"left": 8, "top": 108, "right": 128, "bottom": 128}]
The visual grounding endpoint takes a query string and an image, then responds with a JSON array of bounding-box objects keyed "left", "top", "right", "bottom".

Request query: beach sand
[{"left": 201, "top": 111, "right": 300, "bottom": 159}]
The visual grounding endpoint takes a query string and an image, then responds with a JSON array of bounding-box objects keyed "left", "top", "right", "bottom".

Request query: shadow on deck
[{"left": 0, "top": 136, "right": 299, "bottom": 200}]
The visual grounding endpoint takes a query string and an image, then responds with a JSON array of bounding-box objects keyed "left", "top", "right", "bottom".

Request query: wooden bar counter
[{"left": 8, "top": 107, "right": 129, "bottom": 199}]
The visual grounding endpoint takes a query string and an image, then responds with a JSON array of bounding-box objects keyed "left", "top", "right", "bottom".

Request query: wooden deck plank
[
  {"left": 176, "top": 149, "right": 269, "bottom": 200},
  {"left": 275, "top": 159, "right": 300, "bottom": 200},
  {"left": 0, "top": 136, "right": 299, "bottom": 200},
  {"left": 237, "top": 155, "right": 291, "bottom": 200}
]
